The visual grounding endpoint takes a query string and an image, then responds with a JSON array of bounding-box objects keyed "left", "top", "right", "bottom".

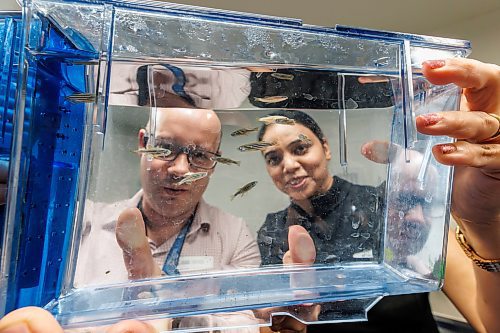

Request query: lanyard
[
  {"left": 161, "top": 64, "right": 195, "bottom": 106},
  {"left": 162, "top": 216, "right": 194, "bottom": 275},
  {"left": 137, "top": 198, "right": 195, "bottom": 276}
]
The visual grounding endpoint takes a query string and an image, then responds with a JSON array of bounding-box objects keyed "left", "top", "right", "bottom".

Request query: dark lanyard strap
[
  {"left": 162, "top": 216, "right": 194, "bottom": 275},
  {"left": 161, "top": 64, "right": 195, "bottom": 106}
]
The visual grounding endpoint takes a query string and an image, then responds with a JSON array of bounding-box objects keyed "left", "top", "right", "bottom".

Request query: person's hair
[{"left": 257, "top": 110, "right": 325, "bottom": 142}]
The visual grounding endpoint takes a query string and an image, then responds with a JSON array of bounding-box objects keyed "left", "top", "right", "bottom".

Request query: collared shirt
[
  {"left": 258, "top": 176, "right": 384, "bottom": 266},
  {"left": 75, "top": 190, "right": 261, "bottom": 287},
  {"left": 74, "top": 191, "right": 261, "bottom": 332}
]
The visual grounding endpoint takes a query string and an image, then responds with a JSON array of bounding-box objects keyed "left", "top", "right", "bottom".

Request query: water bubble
[
  {"left": 265, "top": 50, "right": 278, "bottom": 60},
  {"left": 281, "top": 31, "right": 305, "bottom": 49},
  {"left": 360, "top": 232, "right": 371, "bottom": 239},
  {"left": 345, "top": 98, "right": 359, "bottom": 109},
  {"left": 173, "top": 47, "right": 187, "bottom": 54},
  {"left": 126, "top": 45, "right": 138, "bottom": 53},
  {"left": 374, "top": 56, "right": 390, "bottom": 67},
  {"left": 351, "top": 219, "right": 360, "bottom": 230},
  {"left": 129, "top": 19, "right": 147, "bottom": 33}
]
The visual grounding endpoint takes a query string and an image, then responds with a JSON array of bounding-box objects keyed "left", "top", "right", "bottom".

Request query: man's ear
[
  {"left": 322, "top": 138, "right": 332, "bottom": 161},
  {"left": 138, "top": 129, "right": 147, "bottom": 148}
]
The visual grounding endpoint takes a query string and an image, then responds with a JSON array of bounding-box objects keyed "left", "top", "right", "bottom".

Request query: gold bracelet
[{"left": 455, "top": 225, "right": 500, "bottom": 272}]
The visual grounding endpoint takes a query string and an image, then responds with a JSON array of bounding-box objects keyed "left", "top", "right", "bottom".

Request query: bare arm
[
  {"left": 418, "top": 58, "right": 500, "bottom": 333},
  {"left": 442, "top": 229, "right": 485, "bottom": 333}
]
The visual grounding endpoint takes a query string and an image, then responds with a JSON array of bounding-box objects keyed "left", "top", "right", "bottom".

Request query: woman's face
[{"left": 261, "top": 123, "right": 333, "bottom": 202}]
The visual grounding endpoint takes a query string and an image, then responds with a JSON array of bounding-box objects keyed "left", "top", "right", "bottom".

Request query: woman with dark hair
[
  {"left": 255, "top": 112, "right": 442, "bottom": 332},
  {"left": 257, "top": 109, "right": 387, "bottom": 267}
]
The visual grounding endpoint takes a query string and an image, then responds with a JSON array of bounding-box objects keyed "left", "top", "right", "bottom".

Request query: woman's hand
[
  {"left": 416, "top": 58, "right": 500, "bottom": 333},
  {"left": 416, "top": 58, "right": 500, "bottom": 257}
]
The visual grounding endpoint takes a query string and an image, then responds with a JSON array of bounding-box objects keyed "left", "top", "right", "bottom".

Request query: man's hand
[{"left": 116, "top": 208, "right": 161, "bottom": 279}]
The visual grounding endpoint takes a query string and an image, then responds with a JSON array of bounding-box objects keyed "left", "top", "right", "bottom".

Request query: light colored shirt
[
  {"left": 75, "top": 190, "right": 261, "bottom": 286},
  {"left": 74, "top": 190, "right": 262, "bottom": 332},
  {"left": 108, "top": 64, "right": 251, "bottom": 109}
]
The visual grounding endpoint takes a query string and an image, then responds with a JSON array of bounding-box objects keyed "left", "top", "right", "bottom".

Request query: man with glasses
[{"left": 75, "top": 107, "right": 261, "bottom": 287}]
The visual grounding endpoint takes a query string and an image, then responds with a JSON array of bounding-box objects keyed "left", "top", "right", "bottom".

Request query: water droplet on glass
[
  {"left": 351, "top": 219, "right": 360, "bottom": 230},
  {"left": 126, "top": 45, "right": 138, "bottom": 53},
  {"left": 374, "top": 56, "right": 390, "bottom": 67},
  {"left": 265, "top": 50, "right": 278, "bottom": 59},
  {"left": 425, "top": 193, "right": 433, "bottom": 203},
  {"left": 173, "top": 47, "right": 187, "bottom": 54},
  {"left": 398, "top": 211, "right": 405, "bottom": 219},
  {"left": 350, "top": 232, "right": 360, "bottom": 238},
  {"left": 360, "top": 232, "right": 370, "bottom": 239},
  {"left": 345, "top": 98, "right": 359, "bottom": 109}
]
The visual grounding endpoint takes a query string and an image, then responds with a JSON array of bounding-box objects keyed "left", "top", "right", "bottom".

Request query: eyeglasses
[
  {"left": 144, "top": 137, "right": 220, "bottom": 170},
  {"left": 392, "top": 193, "right": 429, "bottom": 213}
]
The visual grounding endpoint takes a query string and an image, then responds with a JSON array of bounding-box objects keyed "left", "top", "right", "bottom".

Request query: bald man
[{"left": 75, "top": 108, "right": 261, "bottom": 285}]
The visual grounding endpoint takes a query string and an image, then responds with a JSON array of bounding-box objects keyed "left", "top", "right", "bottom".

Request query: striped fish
[
  {"left": 230, "top": 127, "right": 259, "bottom": 137},
  {"left": 298, "top": 134, "right": 312, "bottom": 145},
  {"left": 176, "top": 171, "right": 208, "bottom": 185},
  {"left": 134, "top": 147, "right": 172, "bottom": 155},
  {"left": 271, "top": 73, "right": 294, "bottom": 81},
  {"left": 66, "top": 93, "right": 96, "bottom": 103},
  {"left": 253, "top": 96, "right": 288, "bottom": 104},
  {"left": 231, "top": 181, "right": 258, "bottom": 200},
  {"left": 258, "top": 115, "right": 295, "bottom": 125},
  {"left": 238, "top": 141, "right": 275, "bottom": 152}
]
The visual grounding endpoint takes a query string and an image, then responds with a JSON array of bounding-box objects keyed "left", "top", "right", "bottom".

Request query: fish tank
[{"left": 0, "top": 0, "right": 470, "bottom": 331}]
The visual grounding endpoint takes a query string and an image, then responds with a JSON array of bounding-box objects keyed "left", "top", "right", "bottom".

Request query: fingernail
[
  {"left": 439, "top": 144, "right": 457, "bottom": 154},
  {"left": 424, "top": 60, "right": 446, "bottom": 69},
  {"left": 419, "top": 113, "right": 443, "bottom": 126},
  {"left": 0, "top": 323, "right": 30, "bottom": 333}
]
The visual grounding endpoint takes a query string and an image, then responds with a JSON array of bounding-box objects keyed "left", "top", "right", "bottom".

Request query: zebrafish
[
  {"left": 253, "top": 96, "right": 288, "bottom": 104},
  {"left": 69, "top": 60, "right": 98, "bottom": 65},
  {"left": 303, "top": 93, "right": 317, "bottom": 101},
  {"left": 271, "top": 73, "right": 294, "bottom": 81},
  {"left": 258, "top": 115, "right": 296, "bottom": 125},
  {"left": 176, "top": 171, "right": 208, "bottom": 185},
  {"left": 134, "top": 147, "right": 172, "bottom": 155},
  {"left": 66, "top": 93, "right": 96, "bottom": 103},
  {"left": 238, "top": 141, "right": 275, "bottom": 152},
  {"left": 231, "top": 181, "right": 258, "bottom": 200},
  {"left": 212, "top": 156, "right": 241, "bottom": 166},
  {"left": 298, "top": 134, "right": 312, "bottom": 145},
  {"left": 230, "top": 127, "right": 259, "bottom": 137}
]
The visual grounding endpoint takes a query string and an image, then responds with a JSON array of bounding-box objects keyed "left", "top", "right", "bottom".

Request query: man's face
[
  {"left": 387, "top": 193, "right": 432, "bottom": 259},
  {"left": 139, "top": 108, "right": 221, "bottom": 220}
]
